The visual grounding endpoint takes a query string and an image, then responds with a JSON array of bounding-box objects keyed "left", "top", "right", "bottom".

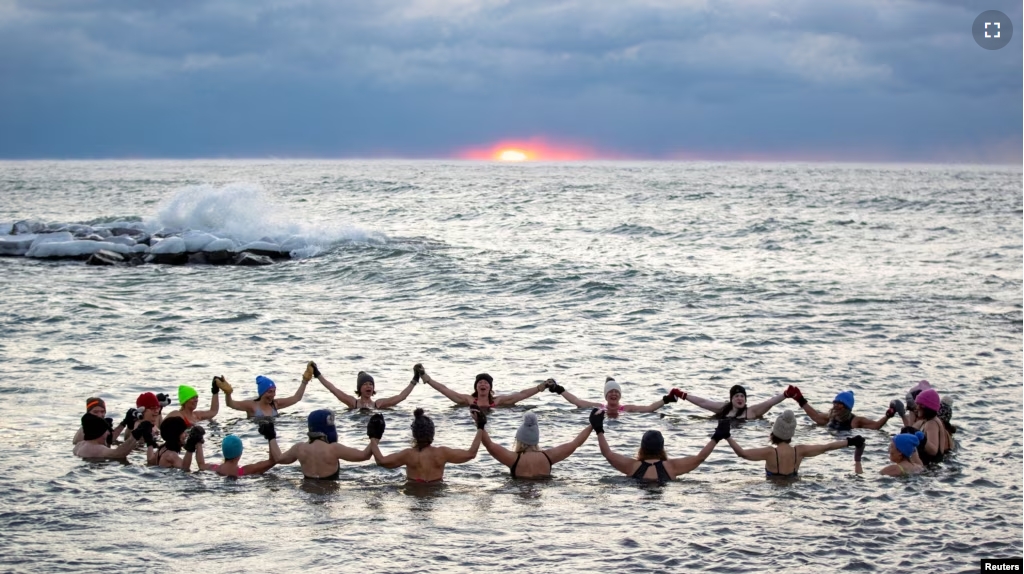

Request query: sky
[{"left": 0, "top": 0, "right": 1020, "bottom": 162}]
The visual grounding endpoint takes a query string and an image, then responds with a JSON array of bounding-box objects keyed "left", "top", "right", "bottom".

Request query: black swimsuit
[
  {"left": 510, "top": 451, "right": 553, "bottom": 478},
  {"left": 632, "top": 460, "right": 671, "bottom": 484},
  {"left": 304, "top": 466, "right": 341, "bottom": 481},
  {"left": 766, "top": 449, "right": 798, "bottom": 477},
  {"left": 828, "top": 415, "right": 854, "bottom": 431},
  {"left": 917, "top": 420, "right": 946, "bottom": 464}
]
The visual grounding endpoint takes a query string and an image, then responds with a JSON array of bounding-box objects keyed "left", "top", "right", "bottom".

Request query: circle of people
[{"left": 73, "top": 362, "right": 957, "bottom": 483}]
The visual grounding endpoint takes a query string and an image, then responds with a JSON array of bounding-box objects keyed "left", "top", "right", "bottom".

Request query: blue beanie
[
  {"left": 256, "top": 375, "right": 276, "bottom": 397},
  {"left": 892, "top": 431, "right": 924, "bottom": 458},
  {"left": 222, "top": 434, "right": 243, "bottom": 460},
  {"left": 833, "top": 390, "right": 855, "bottom": 410},
  {"left": 307, "top": 409, "right": 338, "bottom": 444}
]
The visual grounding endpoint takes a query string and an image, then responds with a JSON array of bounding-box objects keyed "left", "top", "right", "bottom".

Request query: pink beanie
[
  {"left": 909, "top": 380, "right": 932, "bottom": 394},
  {"left": 916, "top": 388, "right": 940, "bottom": 412}
]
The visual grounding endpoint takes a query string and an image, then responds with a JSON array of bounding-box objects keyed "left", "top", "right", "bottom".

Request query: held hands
[
  {"left": 470, "top": 405, "right": 487, "bottom": 429},
  {"left": 258, "top": 420, "right": 277, "bottom": 441},
  {"left": 887, "top": 399, "right": 906, "bottom": 418},
  {"left": 663, "top": 388, "right": 686, "bottom": 403},
  {"left": 846, "top": 435, "right": 865, "bottom": 449},
  {"left": 122, "top": 408, "right": 139, "bottom": 431},
  {"left": 214, "top": 376, "right": 233, "bottom": 395},
  {"left": 784, "top": 385, "right": 807, "bottom": 407},
  {"left": 588, "top": 408, "right": 605, "bottom": 434},
  {"left": 545, "top": 379, "right": 565, "bottom": 395},
  {"left": 367, "top": 413, "right": 386, "bottom": 439},
  {"left": 132, "top": 421, "right": 157, "bottom": 447},
  {"left": 184, "top": 426, "right": 205, "bottom": 453},
  {"left": 412, "top": 364, "right": 424, "bottom": 384},
  {"left": 711, "top": 419, "right": 731, "bottom": 442},
  {"left": 311, "top": 361, "right": 321, "bottom": 378},
  {"left": 302, "top": 362, "right": 315, "bottom": 384}
]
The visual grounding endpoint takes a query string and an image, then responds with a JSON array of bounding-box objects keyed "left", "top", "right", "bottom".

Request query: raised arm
[
  {"left": 494, "top": 381, "right": 547, "bottom": 407},
  {"left": 275, "top": 381, "right": 308, "bottom": 409},
  {"left": 193, "top": 393, "right": 220, "bottom": 421},
  {"left": 557, "top": 389, "right": 602, "bottom": 409},
  {"left": 543, "top": 425, "right": 593, "bottom": 464},
  {"left": 798, "top": 402, "right": 830, "bottom": 426},
  {"left": 333, "top": 441, "right": 373, "bottom": 463},
  {"left": 316, "top": 372, "right": 358, "bottom": 409},
  {"left": 684, "top": 394, "right": 728, "bottom": 413},
  {"left": 421, "top": 371, "right": 471, "bottom": 405},
  {"left": 375, "top": 381, "right": 417, "bottom": 410},
  {"left": 443, "top": 429, "right": 483, "bottom": 464},
  {"left": 853, "top": 412, "right": 892, "bottom": 431},
  {"left": 480, "top": 429, "right": 518, "bottom": 467},
  {"left": 623, "top": 398, "right": 666, "bottom": 413},
  {"left": 667, "top": 438, "right": 721, "bottom": 476},
  {"left": 724, "top": 438, "right": 774, "bottom": 462},
  {"left": 370, "top": 440, "right": 408, "bottom": 469},
  {"left": 271, "top": 441, "right": 300, "bottom": 465},
  {"left": 597, "top": 433, "right": 639, "bottom": 476},
  {"left": 240, "top": 458, "right": 277, "bottom": 476},
  {"left": 746, "top": 393, "right": 787, "bottom": 419},
  {"left": 795, "top": 439, "right": 850, "bottom": 459},
  {"left": 106, "top": 435, "right": 140, "bottom": 459}
]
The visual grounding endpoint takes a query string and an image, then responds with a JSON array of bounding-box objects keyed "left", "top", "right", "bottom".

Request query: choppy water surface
[{"left": 0, "top": 160, "right": 1020, "bottom": 573}]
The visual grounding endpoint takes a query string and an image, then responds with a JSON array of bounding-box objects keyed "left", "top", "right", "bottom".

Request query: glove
[
  {"left": 156, "top": 393, "right": 172, "bottom": 408},
  {"left": 470, "top": 405, "right": 487, "bottom": 429},
  {"left": 711, "top": 419, "right": 731, "bottom": 442},
  {"left": 545, "top": 379, "right": 565, "bottom": 394},
  {"left": 184, "top": 426, "right": 205, "bottom": 453},
  {"left": 214, "top": 376, "right": 233, "bottom": 394},
  {"left": 211, "top": 376, "right": 220, "bottom": 394},
  {"left": 784, "top": 385, "right": 807, "bottom": 407},
  {"left": 846, "top": 435, "right": 865, "bottom": 449},
  {"left": 105, "top": 418, "right": 115, "bottom": 446},
  {"left": 367, "top": 413, "right": 386, "bottom": 439},
  {"left": 888, "top": 399, "right": 906, "bottom": 418},
  {"left": 121, "top": 408, "right": 139, "bottom": 431},
  {"left": 412, "top": 364, "right": 424, "bottom": 384},
  {"left": 302, "top": 362, "right": 315, "bottom": 383},
  {"left": 257, "top": 420, "right": 277, "bottom": 441},
  {"left": 589, "top": 408, "right": 605, "bottom": 434},
  {"left": 311, "top": 361, "right": 321, "bottom": 378},
  {"left": 132, "top": 421, "right": 157, "bottom": 447},
  {"left": 663, "top": 388, "right": 685, "bottom": 403}
]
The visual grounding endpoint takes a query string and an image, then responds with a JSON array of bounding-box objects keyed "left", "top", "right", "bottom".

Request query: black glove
[
  {"left": 412, "top": 364, "right": 423, "bottom": 384},
  {"left": 121, "top": 408, "right": 139, "bottom": 431},
  {"left": 104, "top": 418, "right": 115, "bottom": 446},
  {"left": 184, "top": 426, "right": 205, "bottom": 453},
  {"left": 662, "top": 393, "right": 676, "bottom": 404},
  {"left": 711, "top": 418, "right": 731, "bottom": 442},
  {"left": 545, "top": 379, "right": 565, "bottom": 394},
  {"left": 846, "top": 435, "right": 865, "bottom": 449},
  {"left": 211, "top": 376, "right": 220, "bottom": 395},
  {"left": 258, "top": 420, "right": 277, "bottom": 441},
  {"left": 311, "top": 361, "right": 321, "bottom": 378},
  {"left": 156, "top": 393, "right": 172, "bottom": 408},
  {"left": 589, "top": 408, "right": 605, "bottom": 434},
  {"left": 367, "top": 413, "right": 386, "bottom": 439},
  {"left": 132, "top": 421, "right": 157, "bottom": 447},
  {"left": 470, "top": 406, "right": 487, "bottom": 429}
]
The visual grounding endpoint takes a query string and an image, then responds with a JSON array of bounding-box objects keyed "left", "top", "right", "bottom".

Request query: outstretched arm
[
  {"left": 667, "top": 439, "right": 721, "bottom": 476},
  {"left": 375, "top": 381, "right": 417, "bottom": 409},
  {"left": 495, "top": 381, "right": 547, "bottom": 407},
  {"left": 316, "top": 374, "right": 358, "bottom": 409},
  {"left": 333, "top": 441, "right": 373, "bottom": 463},
  {"left": 544, "top": 425, "right": 593, "bottom": 464},
  {"left": 240, "top": 458, "right": 277, "bottom": 476},
  {"left": 443, "top": 429, "right": 483, "bottom": 464},
  {"left": 795, "top": 440, "right": 847, "bottom": 459},
  {"left": 684, "top": 394, "right": 728, "bottom": 414},
  {"left": 481, "top": 430, "right": 518, "bottom": 467},
  {"left": 746, "top": 393, "right": 786, "bottom": 419},
  {"left": 371, "top": 440, "right": 408, "bottom": 468},
  {"left": 724, "top": 438, "right": 773, "bottom": 462},
  {"left": 223, "top": 393, "right": 255, "bottom": 414},
  {"left": 799, "top": 402, "right": 830, "bottom": 425},
  {"left": 623, "top": 399, "right": 666, "bottom": 413},
  {"left": 558, "top": 390, "right": 602, "bottom": 409},
  {"left": 852, "top": 413, "right": 892, "bottom": 431},
  {"left": 194, "top": 394, "right": 220, "bottom": 421},
  {"left": 270, "top": 440, "right": 300, "bottom": 464},
  {"left": 274, "top": 380, "right": 309, "bottom": 409},
  {"left": 421, "top": 372, "right": 471, "bottom": 405},
  {"left": 597, "top": 433, "right": 638, "bottom": 476}
]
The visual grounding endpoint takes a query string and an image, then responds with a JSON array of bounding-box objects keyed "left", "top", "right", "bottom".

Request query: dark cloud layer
[{"left": 0, "top": 0, "right": 1019, "bottom": 161}]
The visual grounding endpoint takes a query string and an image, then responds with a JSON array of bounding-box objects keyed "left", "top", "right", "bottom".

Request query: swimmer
[
  {"left": 72, "top": 397, "right": 125, "bottom": 446},
  {"left": 479, "top": 411, "right": 593, "bottom": 479},
  {"left": 786, "top": 387, "right": 893, "bottom": 430},
  {"left": 682, "top": 384, "right": 788, "bottom": 420},
  {"left": 871, "top": 431, "right": 926, "bottom": 477},
  {"left": 164, "top": 384, "right": 219, "bottom": 427},
  {"left": 119, "top": 392, "right": 167, "bottom": 443},
  {"left": 315, "top": 362, "right": 418, "bottom": 410},
  {"left": 420, "top": 366, "right": 548, "bottom": 411},
  {"left": 262, "top": 409, "right": 373, "bottom": 480},
  {"left": 549, "top": 377, "right": 685, "bottom": 419},
  {"left": 72, "top": 413, "right": 148, "bottom": 460},
  {"left": 370, "top": 408, "right": 483, "bottom": 483},
  {"left": 723, "top": 409, "right": 865, "bottom": 477},
  {"left": 223, "top": 367, "right": 310, "bottom": 418},
  {"left": 207, "top": 434, "right": 276, "bottom": 478},
  {"left": 592, "top": 408, "right": 726, "bottom": 484},
  {"left": 153, "top": 416, "right": 207, "bottom": 470},
  {"left": 909, "top": 389, "right": 953, "bottom": 464}
]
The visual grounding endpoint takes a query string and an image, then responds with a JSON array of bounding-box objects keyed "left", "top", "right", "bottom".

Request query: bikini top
[
  {"left": 253, "top": 402, "right": 279, "bottom": 417},
  {"left": 510, "top": 451, "right": 553, "bottom": 479},
  {"left": 632, "top": 460, "right": 671, "bottom": 484},
  {"left": 766, "top": 448, "right": 798, "bottom": 477}
]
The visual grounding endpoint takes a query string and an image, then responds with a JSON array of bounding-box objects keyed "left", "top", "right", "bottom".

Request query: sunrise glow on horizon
[{"left": 458, "top": 138, "right": 601, "bottom": 161}]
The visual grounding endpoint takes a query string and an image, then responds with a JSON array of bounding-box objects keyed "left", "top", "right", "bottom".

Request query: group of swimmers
[{"left": 72, "top": 362, "right": 957, "bottom": 482}]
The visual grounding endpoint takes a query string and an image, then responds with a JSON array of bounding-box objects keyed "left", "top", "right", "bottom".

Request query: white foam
[
  {"left": 240, "top": 240, "right": 283, "bottom": 254},
  {"left": 26, "top": 240, "right": 131, "bottom": 258},
  {"left": 150, "top": 237, "right": 186, "bottom": 254},
  {"left": 182, "top": 231, "right": 218, "bottom": 252}
]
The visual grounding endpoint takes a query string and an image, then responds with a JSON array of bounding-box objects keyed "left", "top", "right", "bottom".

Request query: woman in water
[
  {"left": 550, "top": 377, "right": 685, "bottom": 418},
  {"left": 223, "top": 367, "right": 310, "bottom": 418},
  {"left": 72, "top": 397, "right": 125, "bottom": 446},
  {"left": 370, "top": 408, "right": 483, "bottom": 483},
  {"left": 164, "top": 384, "right": 219, "bottom": 426},
  {"left": 593, "top": 409, "right": 727, "bottom": 484},
  {"left": 866, "top": 431, "right": 926, "bottom": 477},
  {"left": 262, "top": 409, "right": 373, "bottom": 480},
  {"left": 420, "top": 365, "right": 548, "bottom": 411},
  {"left": 207, "top": 434, "right": 276, "bottom": 477},
  {"left": 785, "top": 387, "right": 893, "bottom": 430},
  {"left": 479, "top": 411, "right": 593, "bottom": 478},
  {"left": 909, "top": 389, "right": 953, "bottom": 464},
  {"left": 681, "top": 384, "right": 789, "bottom": 420},
  {"left": 722, "top": 409, "right": 865, "bottom": 477},
  {"left": 72, "top": 413, "right": 146, "bottom": 460},
  {"left": 153, "top": 416, "right": 207, "bottom": 470},
  {"left": 315, "top": 363, "right": 418, "bottom": 410}
]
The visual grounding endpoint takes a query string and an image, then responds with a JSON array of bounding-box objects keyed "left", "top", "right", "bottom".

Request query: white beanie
[{"left": 604, "top": 378, "right": 622, "bottom": 398}]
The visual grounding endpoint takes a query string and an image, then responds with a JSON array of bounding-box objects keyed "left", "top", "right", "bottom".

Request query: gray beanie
[
  {"left": 515, "top": 412, "right": 540, "bottom": 446},
  {"left": 772, "top": 410, "right": 797, "bottom": 441}
]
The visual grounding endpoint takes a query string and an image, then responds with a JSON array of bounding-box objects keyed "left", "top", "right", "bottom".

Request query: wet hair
[
  {"left": 471, "top": 374, "right": 496, "bottom": 405},
  {"left": 635, "top": 448, "right": 667, "bottom": 461},
  {"left": 770, "top": 433, "right": 791, "bottom": 445},
  {"left": 411, "top": 408, "right": 435, "bottom": 450}
]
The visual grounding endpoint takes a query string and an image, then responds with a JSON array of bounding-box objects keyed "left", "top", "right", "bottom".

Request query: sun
[{"left": 497, "top": 149, "right": 529, "bottom": 161}]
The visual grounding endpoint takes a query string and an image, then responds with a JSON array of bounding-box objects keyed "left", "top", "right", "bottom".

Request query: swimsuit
[
  {"left": 715, "top": 407, "right": 747, "bottom": 420},
  {"left": 827, "top": 414, "right": 854, "bottom": 431},
  {"left": 253, "top": 402, "right": 279, "bottom": 418},
  {"left": 208, "top": 464, "right": 246, "bottom": 477},
  {"left": 632, "top": 460, "right": 671, "bottom": 484},
  {"left": 510, "top": 451, "right": 553, "bottom": 479},
  {"left": 603, "top": 404, "right": 625, "bottom": 413},
  {"left": 304, "top": 465, "right": 341, "bottom": 480},
  {"left": 916, "top": 420, "right": 947, "bottom": 464},
  {"left": 766, "top": 449, "right": 798, "bottom": 477},
  {"left": 408, "top": 477, "right": 443, "bottom": 484}
]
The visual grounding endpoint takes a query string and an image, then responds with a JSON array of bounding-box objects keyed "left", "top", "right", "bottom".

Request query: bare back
[
  {"left": 295, "top": 441, "right": 343, "bottom": 479},
  {"left": 401, "top": 446, "right": 451, "bottom": 482},
  {"left": 513, "top": 450, "right": 553, "bottom": 479}
]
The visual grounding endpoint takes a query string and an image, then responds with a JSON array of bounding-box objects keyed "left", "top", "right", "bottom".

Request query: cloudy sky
[{"left": 0, "top": 0, "right": 1020, "bottom": 162}]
